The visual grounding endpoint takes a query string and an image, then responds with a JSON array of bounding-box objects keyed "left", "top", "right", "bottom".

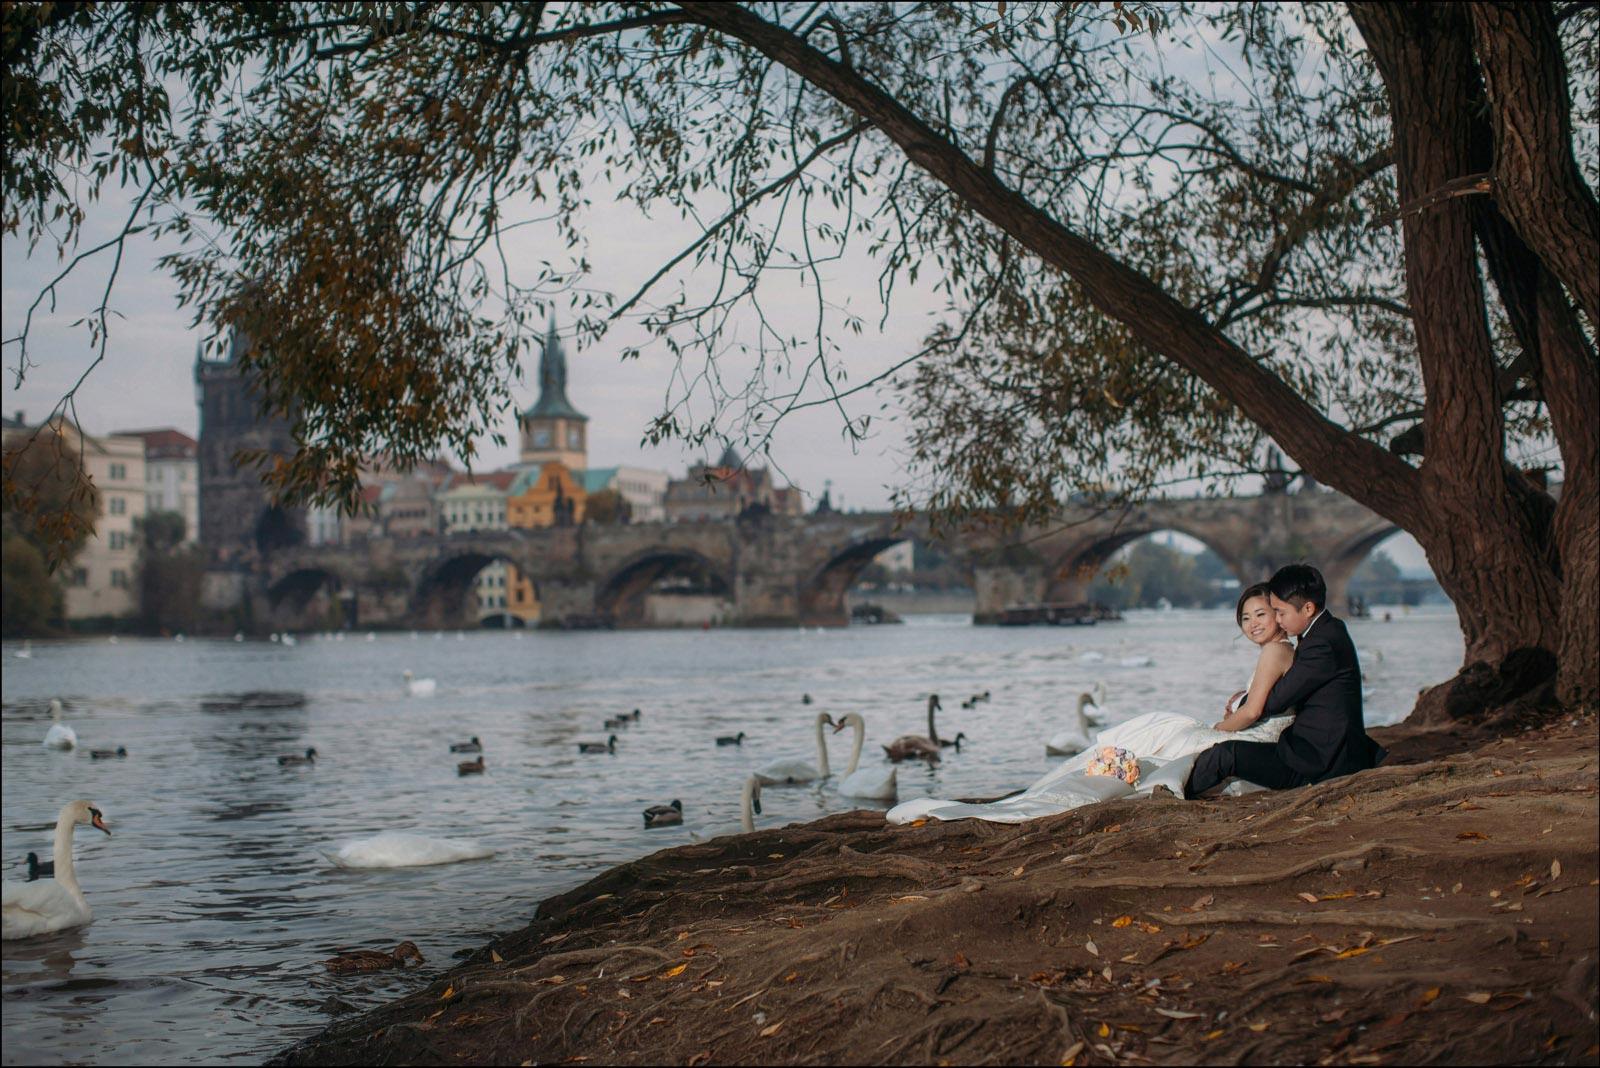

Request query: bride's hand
[{"left": 1224, "top": 690, "right": 1245, "bottom": 715}]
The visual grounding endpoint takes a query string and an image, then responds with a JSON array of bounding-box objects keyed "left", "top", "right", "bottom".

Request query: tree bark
[{"left": 1468, "top": 2, "right": 1600, "bottom": 330}]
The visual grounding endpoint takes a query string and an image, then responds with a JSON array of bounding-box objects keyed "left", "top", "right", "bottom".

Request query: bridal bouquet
[{"left": 1085, "top": 746, "right": 1140, "bottom": 786}]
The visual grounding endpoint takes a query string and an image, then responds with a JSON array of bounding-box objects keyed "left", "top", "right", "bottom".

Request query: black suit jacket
[{"left": 1261, "top": 613, "right": 1386, "bottom": 780}]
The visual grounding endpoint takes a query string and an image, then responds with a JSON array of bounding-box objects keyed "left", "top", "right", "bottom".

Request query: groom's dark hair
[{"left": 1268, "top": 564, "right": 1326, "bottom": 611}]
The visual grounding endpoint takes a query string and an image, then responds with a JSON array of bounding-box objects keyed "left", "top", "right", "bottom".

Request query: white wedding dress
[{"left": 885, "top": 657, "right": 1295, "bottom": 826}]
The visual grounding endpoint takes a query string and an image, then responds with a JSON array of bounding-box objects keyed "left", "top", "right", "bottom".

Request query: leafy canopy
[{"left": 2, "top": 2, "right": 1593, "bottom": 531}]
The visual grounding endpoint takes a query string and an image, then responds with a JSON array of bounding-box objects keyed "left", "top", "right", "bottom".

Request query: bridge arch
[
  {"left": 596, "top": 547, "right": 734, "bottom": 628},
  {"left": 265, "top": 566, "right": 349, "bottom": 631},
  {"left": 412, "top": 548, "right": 544, "bottom": 629},
  {"left": 800, "top": 533, "right": 917, "bottom": 626},
  {"left": 1321, "top": 519, "right": 1407, "bottom": 614},
  {"left": 1042, "top": 524, "right": 1251, "bottom": 607}
]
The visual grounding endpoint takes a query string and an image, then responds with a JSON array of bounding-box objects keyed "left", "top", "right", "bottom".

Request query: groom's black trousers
[{"left": 1184, "top": 740, "right": 1311, "bottom": 798}]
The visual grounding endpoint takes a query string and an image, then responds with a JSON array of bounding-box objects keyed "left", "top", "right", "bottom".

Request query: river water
[{"left": 1, "top": 606, "right": 1462, "bottom": 1065}]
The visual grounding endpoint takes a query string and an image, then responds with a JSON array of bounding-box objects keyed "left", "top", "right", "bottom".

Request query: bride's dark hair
[{"left": 1235, "top": 582, "right": 1273, "bottom": 627}]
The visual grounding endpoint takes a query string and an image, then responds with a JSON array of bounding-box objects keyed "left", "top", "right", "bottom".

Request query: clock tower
[{"left": 518, "top": 318, "right": 588, "bottom": 470}]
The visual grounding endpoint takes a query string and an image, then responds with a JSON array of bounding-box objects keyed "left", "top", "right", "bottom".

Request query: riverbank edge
[{"left": 273, "top": 712, "right": 1600, "bottom": 1066}]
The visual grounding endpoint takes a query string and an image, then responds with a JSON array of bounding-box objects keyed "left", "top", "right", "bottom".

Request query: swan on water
[
  {"left": 688, "top": 776, "right": 764, "bottom": 842},
  {"left": 883, "top": 695, "right": 950, "bottom": 763},
  {"left": 1045, "top": 693, "right": 1098, "bottom": 756},
  {"left": 2, "top": 800, "right": 110, "bottom": 940},
  {"left": 830, "top": 713, "right": 897, "bottom": 801},
  {"left": 754, "top": 712, "right": 835, "bottom": 784},
  {"left": 41, "top": 699, "right": 76, "bottom": 750},
  {"left": 402, "top": 670, "right": 438, "bottom": 698},
  {"left": 14, "top": 640, "right": 32, "bottom": 659},
  {"left": 322, "top": 832, "right": 495, "bottom": 869},
  {"left": 643, "top": 799, "right": 683, "bottom": 827},
  {"left": 1079, "top": 650, "right": 1104, "bottom": 663}
]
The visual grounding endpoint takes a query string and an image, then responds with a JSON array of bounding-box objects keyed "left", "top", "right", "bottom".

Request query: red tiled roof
[{"left": 116, "top": 425, "right": 198, "bottom": 450}]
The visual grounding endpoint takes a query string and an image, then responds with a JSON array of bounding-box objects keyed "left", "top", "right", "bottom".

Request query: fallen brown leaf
[
  {"left": 1085, "top": 940, "right": 1099, "bottom": 957},
  {"left": 490, "top": 950, "right": 503, "bottom": 963},
  {"left": 1248, "top": 1021, "right": 1270, "bottom": 1032},
  {"left": 1060, "top": 1039, "right": 1085, "bottom": 1065},
  {"left": 659, "top": 963, "right": 688, "bottom": 979},
  {"left": 1463, "top": 992, "right": 1492, "bottom": 1004},
  {"left": 1112, "top": 915, "right": 1133, "bottom": 928},
  {"left": 759, "top": 1021, "right": 783, "bottom": 1038},
  {"left": 1187, "top": 894, "right": 1214, "bottom": 912},
  {"left": 1457, "top": 831, "right": 1489, "bottom": 840},
  {"left": 1154, "top": 1008, "right": 1203, "bottom": 1019},
  {"left": 1550, "top": 859, "right": 1562, "bottom": 881},
  {"left": 1297, "top": 892, "right": 1319, "bottom": 904}
]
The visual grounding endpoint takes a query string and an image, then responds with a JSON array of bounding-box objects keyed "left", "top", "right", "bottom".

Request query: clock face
[
  {"left": 533, "top": 428, "right": 551, "bottom": 448},
  {"left": 567, "top": 427, "right": 582, "bottom": 449}
]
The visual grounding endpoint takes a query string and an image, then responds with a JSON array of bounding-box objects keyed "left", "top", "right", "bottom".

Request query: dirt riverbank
[{"left": 276, "top": 714, "right": 1599, "bottom": 1066}]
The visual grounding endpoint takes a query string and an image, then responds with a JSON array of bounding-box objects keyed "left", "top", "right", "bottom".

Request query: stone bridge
[{"left": 249, "top": 490, "right": 1400, "bottom": 631}]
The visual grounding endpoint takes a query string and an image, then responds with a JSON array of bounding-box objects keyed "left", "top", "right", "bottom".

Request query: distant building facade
[
  {"left": 2, "top": 414, "right": 146, "bottom": 620},
  {"left": 117, "top": 428, "right": 199, "bottom": 543},
  {"left": 580, "top": 466, "right": 670, "bottom": 523},
  {"left": 664, "top": 445, "right": 804, "bottom": 522}
]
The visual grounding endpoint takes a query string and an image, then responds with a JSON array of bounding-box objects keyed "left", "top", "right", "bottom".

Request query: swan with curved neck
[
  {"left": 884, "top": 695, "right": 953, "bottom": 763},
  {"left": 740, "top": 775, "right": 763, "bottom": 832},
  {"left": 3, "top": 800, "right": 110, "bottom": 940},
  {"left": 1045, "top": 693, "right": 1097, "bottom": 756},
  {"left": 831, "top": 714, "right": 898, "bottom": 801},
  {"left": 754, "top": 712, "right": 833, "bottom": 784}
]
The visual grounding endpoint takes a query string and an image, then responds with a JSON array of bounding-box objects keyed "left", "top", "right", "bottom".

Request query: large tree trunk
[
  {"left": 1351, "top": 3, "right": 1566, "bottom": 711},
  {"left": 1467, "top": 1, "right": 1600, "bottom": 710},
  {"left": 1468, "top": 2, "right": 1600, "bottom": 330}
]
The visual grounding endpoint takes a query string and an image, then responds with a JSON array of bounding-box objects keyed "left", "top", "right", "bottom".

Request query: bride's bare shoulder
[{"left": 1258, "top": 640, "right": 1295, "bottom": 667}]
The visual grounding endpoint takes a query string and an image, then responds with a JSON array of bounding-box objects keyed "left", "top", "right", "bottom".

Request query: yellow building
[{"left": 504, "top": 462, "right": 587, "bottom": 620}]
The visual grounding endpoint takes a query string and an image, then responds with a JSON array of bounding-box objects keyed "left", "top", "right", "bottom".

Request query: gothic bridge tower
[
  {"left": 194, "top": 333, "right": 307, "bottom": 568},
  {"left": 518, "top": 318, "right": 588, "bottom": 471}
]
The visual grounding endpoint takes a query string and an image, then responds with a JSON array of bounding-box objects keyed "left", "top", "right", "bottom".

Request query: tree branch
[{"left": 676, "top": 1, "right": 1422, "bottom": 525}]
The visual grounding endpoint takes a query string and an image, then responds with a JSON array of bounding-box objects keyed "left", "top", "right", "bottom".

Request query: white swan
[
  {"left": 14, "top": 640, "right": 33, "bottom": 659},
  {"left": 689, "top": 776, "right": 764, "bottom": 842},
  {"left": 741, "top": 774, "right": 763, "bottom": 832},
  {"left": 41, "top": 699, "right": 77, "bottom": 750},
  {"left": 322, "top": 832, "right": 495, "bottom": 869},
  {"left": 830, "top": 713, "right": 897, "bottom": 801},
  {"left": 3, "top": 800, "right": 111, "bottom": 940},
  {"left": 1045, "top": 693, "right": 1097, "bottom": 756},
  {"left": 1079, "top": 650, "right": 1105, "bottom": 663},
  {"left": 402, "top": 670, "right": 437, "bottom": 697},
  {"left": 754, "top": 712, "right": 834, "bottom": 784},
  {"left": 1119, "top": 653, "right": 1154, "bottom": 668}
]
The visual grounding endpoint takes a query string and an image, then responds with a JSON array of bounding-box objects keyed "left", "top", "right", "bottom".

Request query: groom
[{"left": 1184, "top": 564, "right": 1387, "bottom": 798}]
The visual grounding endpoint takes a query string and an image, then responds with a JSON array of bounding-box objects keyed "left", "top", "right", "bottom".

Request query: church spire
[{"left": 523, "top": 316, "right": 587, "bottom": 421}]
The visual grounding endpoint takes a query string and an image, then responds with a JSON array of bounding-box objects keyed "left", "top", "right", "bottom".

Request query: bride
[{"left": 886, "top": 584, "right": 1297, "bottom": 825}]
